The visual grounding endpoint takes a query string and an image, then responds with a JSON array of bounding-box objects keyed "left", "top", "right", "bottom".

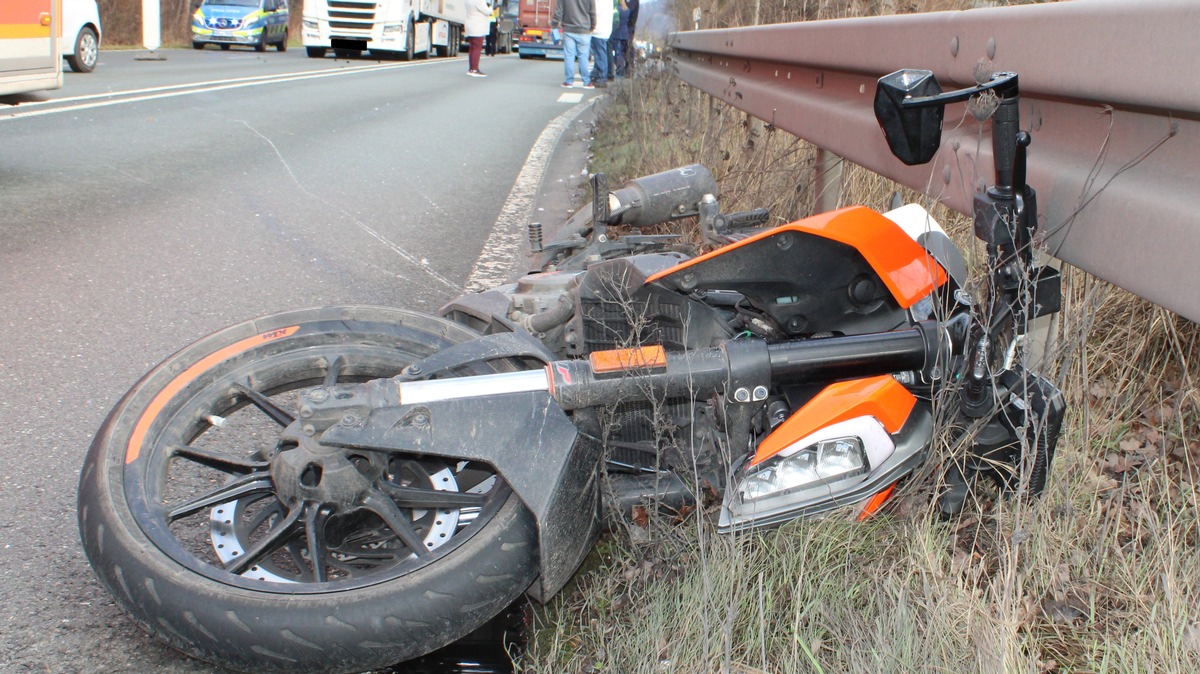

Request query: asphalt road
[{"left": 0, "top": 48, "right": 597, "bottom": 673}]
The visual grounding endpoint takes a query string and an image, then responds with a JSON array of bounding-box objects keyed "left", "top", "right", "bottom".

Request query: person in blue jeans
[
  {"left": 552, "top": 0, "right": 596, "bottom": 87},
  {"left": 589, "top": 0, "right": 617, "bottom": 87}
]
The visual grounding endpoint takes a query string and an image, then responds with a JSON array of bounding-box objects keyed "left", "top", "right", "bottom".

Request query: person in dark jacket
[
  {"left": 552, "top": 0, "right": 596, "bottom": 87},
  {"left": 612, "top": 0, "right": 634, "bottom": 78},
  {"left": 485, "top": 3, "right": 499, "bottom": 56}
]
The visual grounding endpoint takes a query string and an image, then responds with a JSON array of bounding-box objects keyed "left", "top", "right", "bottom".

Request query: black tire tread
[
  {"left": 66, "top": 27, "right": 98, "bottom": 73},
  {"left": 77, "top": 306, "right": 539, "bottom": 673}
]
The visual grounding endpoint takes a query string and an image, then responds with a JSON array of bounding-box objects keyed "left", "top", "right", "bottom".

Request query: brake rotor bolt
[{"left": 302, "top": 424, "right": 316, "bottom": 437}]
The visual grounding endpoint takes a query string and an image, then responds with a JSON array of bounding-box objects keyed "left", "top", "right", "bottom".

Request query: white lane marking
[
  {"left": 557, "top": 93, "right": 584, "bottom": 103},
  {"left": 464, "top": 99, "right": 593, "bottom": 293},
  {"left": 0, "top": 60, "right": 450, "bottom": 121},
  {"left": 10, "top": 62, "right": 405, "bottom": 107}
]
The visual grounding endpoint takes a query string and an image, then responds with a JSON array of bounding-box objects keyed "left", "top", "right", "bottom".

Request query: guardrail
[{"left": 668, "top": 0, "right": 1200, "bottom": 322}]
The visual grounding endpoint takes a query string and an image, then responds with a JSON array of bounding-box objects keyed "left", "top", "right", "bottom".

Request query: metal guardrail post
[
  {"left": 813, "top": 147, "right": 843, "bottom": 215},
  {"left": 668, "top": 0, "right": 1200, "bottom": 322}
]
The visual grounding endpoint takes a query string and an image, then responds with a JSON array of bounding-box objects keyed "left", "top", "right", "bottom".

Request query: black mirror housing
[{"left": 875, "top": 69, "right": 945, "bottom": 166}]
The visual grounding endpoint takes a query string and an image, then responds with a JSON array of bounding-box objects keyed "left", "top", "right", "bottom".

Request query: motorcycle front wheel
[{"left": 77, "top": 306, "right": 538, "bottom": 673}]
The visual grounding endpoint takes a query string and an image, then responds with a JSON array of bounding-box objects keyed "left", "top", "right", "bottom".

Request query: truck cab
[{"left": 301, "top": 0, "right": 464, "bottom": 60}]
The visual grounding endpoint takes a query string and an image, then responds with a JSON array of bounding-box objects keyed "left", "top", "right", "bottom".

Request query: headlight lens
[
  {"left": 738, "top": 437, "right": 867, "bottom": 503},
  {"left": 303, "top": 19, "right": 317, "bottom": 30},
  {"left": 382, "top": 24, "right": 404, "bottom": 34}
]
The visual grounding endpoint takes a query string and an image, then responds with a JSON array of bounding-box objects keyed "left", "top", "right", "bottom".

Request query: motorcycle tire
[{"left": 77, "top": 306, "right": 538, "bottom": 673}]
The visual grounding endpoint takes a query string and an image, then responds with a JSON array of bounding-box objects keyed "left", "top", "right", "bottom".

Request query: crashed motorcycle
[{"left": 78, "top": 69, "right": 1064, "bottom": 672}]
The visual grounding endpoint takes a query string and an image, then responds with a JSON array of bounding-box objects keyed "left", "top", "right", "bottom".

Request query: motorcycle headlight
[
  {"left": 737, "top": 437, "right": 868, "bottom": 504},
  {"left": 720, "top": 409, "right": 920, "bottom": 532}
]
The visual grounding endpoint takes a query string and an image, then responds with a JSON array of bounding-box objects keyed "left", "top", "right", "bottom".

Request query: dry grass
[{"left": 518, "top": 1, "right": 1200, "bottom": 673}]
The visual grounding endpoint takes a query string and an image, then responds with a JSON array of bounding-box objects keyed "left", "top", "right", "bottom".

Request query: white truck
[{"left": 302, "top": 0, "right": 468, "bottom": 60}]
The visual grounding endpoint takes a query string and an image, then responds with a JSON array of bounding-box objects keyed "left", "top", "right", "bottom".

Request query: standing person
[
  {"left": 551, "top": 0, "right": 596, "bottom": 88},
  {"left": 589, "top": 0, "right": 616, "bottom": 88},
  {"left": 465, "top": 0, "right": 491, "bottom": 77},
  {"left": 485, "top": 2, "right": 499, "bottom": 56},
  {"left": 624, "top": 0, "right": 639, "bottom": 76},
  {"left": 612, "top": 0, "right": 631, "bottom": 78}
]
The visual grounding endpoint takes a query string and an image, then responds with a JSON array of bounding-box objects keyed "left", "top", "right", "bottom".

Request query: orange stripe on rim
[{"left": 124, "top": 326, "right": 300, "bottom": 464}]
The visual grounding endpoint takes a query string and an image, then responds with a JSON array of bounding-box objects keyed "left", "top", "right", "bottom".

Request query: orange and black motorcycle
[{"left": 78, "top": 69, "right": 1064, "bottom": 672}]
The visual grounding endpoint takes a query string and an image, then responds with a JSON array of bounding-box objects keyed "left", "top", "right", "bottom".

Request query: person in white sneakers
[{"left": 465, "top": 0, "right": 492, "bottom": 77}]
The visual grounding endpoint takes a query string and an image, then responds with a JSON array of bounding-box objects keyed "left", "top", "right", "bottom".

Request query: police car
[{"left": 192, "top": 0, "right": 290, "bottom": 52}]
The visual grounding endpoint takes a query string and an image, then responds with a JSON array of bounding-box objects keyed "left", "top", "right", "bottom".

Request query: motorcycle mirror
[{"left": 874, "top": 69, "right": 945, "bottom": 166}]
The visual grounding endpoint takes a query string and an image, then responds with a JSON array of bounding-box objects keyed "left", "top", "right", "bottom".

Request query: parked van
[{"left": 192, "top": 0, "right": 289, "bottom": 52}]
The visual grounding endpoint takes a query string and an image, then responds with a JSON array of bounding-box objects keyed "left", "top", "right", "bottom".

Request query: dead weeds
[{"left": 522, "top": 1, "right": 1199, "bottom": 673}]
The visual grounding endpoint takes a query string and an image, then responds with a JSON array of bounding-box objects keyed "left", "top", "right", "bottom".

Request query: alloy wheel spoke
[
  {"left": 244, "top": 498, "right": 283, "bottom": 532},
  {"left": 232, "top": 381, "right": 295, "bottom": 427},
  {"left": 169, "top": 444, "right": 270, "bottom": 475},
  {"left": 337, "top": 526, "right": 400, "bottom": 550},
  {"left": 302, "top": 503, "right": 331, "bottom": 582},
  {"left": 360, "top": 490, "right": 429, "bottom": 558},
  {"left": 226, "top": 504, "right": 304, "bottom": 575},
  {"left": 167, "top": 472, "right": 274, "bottom": 522},
  {"left": 396, "top": 459, "right": 433, "bottom": 482},
  {"left": 332, "top": 549, "right": 397, "bottom": 561},
  {"left": 378, "top": 481, "right": 486, "bottom": 509}
]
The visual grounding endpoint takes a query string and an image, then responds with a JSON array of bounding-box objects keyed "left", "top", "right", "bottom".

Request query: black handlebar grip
[
  {"left": 992, "top": 97, "right": 1020, "bottom": 193},
  {"left": 722, "top": 208, "right": 771, "bottom": 230}
]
